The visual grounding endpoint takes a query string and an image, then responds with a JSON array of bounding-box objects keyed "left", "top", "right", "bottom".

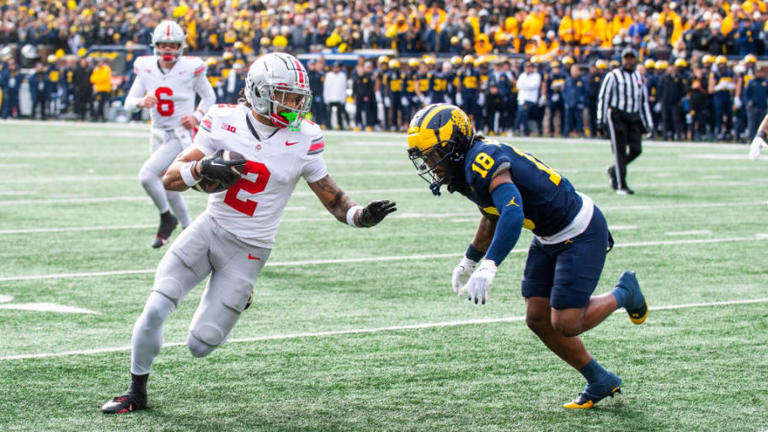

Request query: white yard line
[
  {"left": 0, "top": 200, "right": 760, "bottom": 235},
  {"left": 665, "top": 230, "right": 712, "bottom": 236},
  {"left": 0, "top": 119, "right": 150, "bottom": 129},
  {"left": 0, "top": 176, "right": 136, "bottom": 185},
  {"left": 0, "top": 224, "right": 155, "bottom": 235},
  {"left": 610, "top": 225, "right": 638, "bottom": 230},
  {"left": 2, "top": 180, "right": 767, "bottom": 206},
  {"left": 580, "top": 179, "right": 768, "bottom": 189},
  {"left": 0, "top": 303, "right": 99, "bottom": 314},
  {"left": 67, "top": 131, "right": 148, "bottom": 138},
  {"left": 1, "top": 297, "right": 766, "bottom": 361},
  {"left": 2, "top": 234, "right": 767, "bottom": 282},
  {"left": 0, "top": 269, "right": 156, "bottom": 282},
  {"left": 600, "top": 200, "right": 767, "bottom": 212},
  {"left": 0, "top": 196, "right": 155, "bottom": 205}
]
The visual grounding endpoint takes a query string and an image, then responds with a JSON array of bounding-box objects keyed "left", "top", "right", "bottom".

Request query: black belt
[{"left": 610, "top": 109, "right": 641, "bottom": 121}]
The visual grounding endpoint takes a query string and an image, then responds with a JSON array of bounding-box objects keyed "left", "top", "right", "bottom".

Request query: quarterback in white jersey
[
  {"left": 124, "top": 20, "right": 216, "bottom": 248},
  {"left": 102, "top": 52, "right": 397, "bottom": 414}
]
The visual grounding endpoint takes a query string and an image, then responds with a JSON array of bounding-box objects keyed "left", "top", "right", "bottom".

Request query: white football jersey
[
  {"left": 193, "top": 104, "right": 328, "bottom": 248},
  {"left": 128, "top": 56, "right": 211, "bottom": 129}
]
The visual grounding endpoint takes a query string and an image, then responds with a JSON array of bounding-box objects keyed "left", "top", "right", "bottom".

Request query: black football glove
[
  {"left": 198, "top": 149, "right": 247, "bottom": 188},
  {"left": 359, "top": 200, "right": 397, "bottom": 227}
]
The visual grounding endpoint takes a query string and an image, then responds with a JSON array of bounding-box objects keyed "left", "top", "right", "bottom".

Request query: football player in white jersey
[
  {"left": 102, "top": 52, "right": 397, "bottom": 414},
  {"left": 124, "top": 20, "right": 216, "bottom": 248}
]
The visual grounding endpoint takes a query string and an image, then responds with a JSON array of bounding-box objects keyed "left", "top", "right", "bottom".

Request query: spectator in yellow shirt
[{"left": 90, "top": 58, "right": 112, "bottom": 122}]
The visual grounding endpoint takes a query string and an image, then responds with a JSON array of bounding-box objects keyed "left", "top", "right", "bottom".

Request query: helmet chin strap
[{"left": 429, "top": 182, "right": 442, "bottom": 196}]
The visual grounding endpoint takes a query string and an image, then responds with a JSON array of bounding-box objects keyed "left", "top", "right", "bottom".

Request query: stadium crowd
[{"left": 3, "top": 0, "right": 768, "bottom": 141}]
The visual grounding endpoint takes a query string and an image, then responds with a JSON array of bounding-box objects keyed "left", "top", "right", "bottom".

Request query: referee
[{"left": 597, "top": 48, "right": 653, "bottom": 195}]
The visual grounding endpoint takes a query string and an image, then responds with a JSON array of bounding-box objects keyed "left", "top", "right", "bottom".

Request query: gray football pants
[
  {"left": 131, "top": 211, "right": 270, "bottom": 375},
  {"left": 139, "top": 128, "right": 191, "bottom": 226}
]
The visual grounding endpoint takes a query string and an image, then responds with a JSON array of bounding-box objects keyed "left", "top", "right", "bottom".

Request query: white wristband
[
  {"left": 193, "top": 110, "right": 204, "bottom": 123},
  {"left": 181, "top": 161, "right": 200, "bottom": 187},
  {"left": 346, "top": 205, "right": 364, "bottom": 227}
]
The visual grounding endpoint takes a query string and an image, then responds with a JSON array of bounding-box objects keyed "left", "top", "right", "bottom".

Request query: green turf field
[{"left": 0, "top": 121, "right": 766, "bottom": 431}]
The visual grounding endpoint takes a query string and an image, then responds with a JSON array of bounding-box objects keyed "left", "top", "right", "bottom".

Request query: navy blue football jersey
[{"left": 461, "top": 138, "right": 583, "bottom": 237}]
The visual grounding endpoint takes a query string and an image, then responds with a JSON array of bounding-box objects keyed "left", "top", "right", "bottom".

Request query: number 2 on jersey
[
  {"left": 224, "top": 161, "right": 271, "bottom": 216},
  {"left": 155, "top": 87, "right": 174, "bottom": 116}
]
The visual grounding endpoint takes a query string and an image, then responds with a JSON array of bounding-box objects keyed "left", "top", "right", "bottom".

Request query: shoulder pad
[
  {"left": 133, "top": 56, "right": 151, "bottom": 72},
  {"left": 183, "top": 56, "right": 206, "bottom": 75},
  {"left": 135, "top": 56, "right": 152, "bottom": 66},
  {"left": 297, "top": 120, "right": 324, "bottom": 155},
  {"left": 299, "top": 118, "right": 323, "bottom": 137},
  {"left": 201, "top": 104, "right": 244, "bottom": 131}
]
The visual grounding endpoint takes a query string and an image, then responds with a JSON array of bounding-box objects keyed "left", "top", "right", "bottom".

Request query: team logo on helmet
[
  {"left": 245, "top": 53, "right": 312, "bottom": 129},
  {"left": 407, "top": 104, "right": 474, "bottom": 195}
]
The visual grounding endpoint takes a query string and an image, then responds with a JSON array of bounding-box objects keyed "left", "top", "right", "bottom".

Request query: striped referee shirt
[{"left": 597, "top": 68, "right": 653, "bottom": 130}]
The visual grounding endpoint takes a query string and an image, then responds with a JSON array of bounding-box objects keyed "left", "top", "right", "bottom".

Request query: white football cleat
[{"left": 749, "top": 136, "right": 767, "bottom": 160}]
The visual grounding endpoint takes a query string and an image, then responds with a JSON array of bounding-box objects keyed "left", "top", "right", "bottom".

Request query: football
[{"left": 191, "top": 150, "right": 246, "bottom": 193}]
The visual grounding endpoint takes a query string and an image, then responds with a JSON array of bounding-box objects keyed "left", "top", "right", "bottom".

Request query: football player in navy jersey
[{"left": 406, "top": 103, "right": 648, "bottom": 410}]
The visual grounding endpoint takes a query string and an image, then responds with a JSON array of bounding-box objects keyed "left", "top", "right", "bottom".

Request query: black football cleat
[
  {"left": 102, "top": 391, "right": 147, "bottom": 414},
  {"left": 616, "top": 271, "right": 648, "bottom": 324},
  {"left": 563, "top": 372, "right": 622, "bottom": 410},
  {"left": 606, "top": 167, "right": 617, "bottom": 190},
  {"left": 616, "top": 187, "right": 635, "bottom": 195},
  {"left": 244, "top": 289, "right": 254, "bottom": 310},
  {"left": 152, "top": 212, "right": 178, "bottom": 248}
]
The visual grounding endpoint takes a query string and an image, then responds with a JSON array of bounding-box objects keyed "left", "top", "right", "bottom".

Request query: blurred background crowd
[{"left": 2, "top": 0, "right": 768, "bottom": 141}]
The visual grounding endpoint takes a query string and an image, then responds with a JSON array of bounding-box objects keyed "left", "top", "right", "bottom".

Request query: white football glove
[
  {"left": 749, "top": 135, "right": 767, "bottom": 160},
  {"left": 465, "top": 259, "right": 498, "bottom": 305},
  {"left": 452, "top": 257, "right": 478, "bottom": 295}
]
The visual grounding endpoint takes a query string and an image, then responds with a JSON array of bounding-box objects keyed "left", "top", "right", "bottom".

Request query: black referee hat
[{"left": 622, "top": 48, "right": 638, "bottom": 58}]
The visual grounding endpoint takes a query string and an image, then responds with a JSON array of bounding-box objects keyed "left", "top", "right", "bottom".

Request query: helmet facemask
[
  {"left": 155, "top": 42, "right": 183, "bottom": 63},
  {"left": 267, "top": 87, "right": 312, "bottom": 129},
  {"left": 408, "top": 139, "right": 465, "bottom": 196}
]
